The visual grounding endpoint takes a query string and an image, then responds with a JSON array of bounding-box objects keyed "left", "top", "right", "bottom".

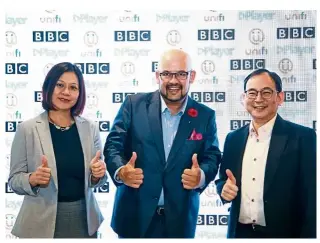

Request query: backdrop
[{"left": 4, "top": 10, "right": 316, "bottom": 239}]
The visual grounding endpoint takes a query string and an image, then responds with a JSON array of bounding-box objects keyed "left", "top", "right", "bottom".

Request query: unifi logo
[{"left": 40, "top": 10, "right": 61, "bottom": 23}]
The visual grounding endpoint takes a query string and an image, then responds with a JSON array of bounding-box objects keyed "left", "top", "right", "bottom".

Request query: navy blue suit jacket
[
  {"left": 104, "top": 91, "right": 221, "bottom": 238},
  {"left": 215, "top": 115, "right": 316, "bottom": 238}
]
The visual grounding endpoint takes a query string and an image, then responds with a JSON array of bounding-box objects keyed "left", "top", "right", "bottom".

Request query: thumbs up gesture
[
  {"left": 181, "top": 154, "right": 201, "bottom": 190},
  {"left": 29, "top": 155, "right": 51, "bottom": 188},
  {"left": 118, "top": 152, "right": 144, "bottom": 188},
  {"left": 221, "top": 169, "right": 238, "bottom": 201},
  {"left": 90, "top": 150, "right": 106, "bottom": 179}
]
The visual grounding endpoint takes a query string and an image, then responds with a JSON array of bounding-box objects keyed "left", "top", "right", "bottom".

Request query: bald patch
[{"left": 158, "top": 49, "right": 192, "bottom": 72}]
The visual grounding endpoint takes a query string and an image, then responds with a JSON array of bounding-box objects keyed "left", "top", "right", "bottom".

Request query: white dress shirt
[{"left": 238, "top": 114, "right": 277, "bottom": 226}]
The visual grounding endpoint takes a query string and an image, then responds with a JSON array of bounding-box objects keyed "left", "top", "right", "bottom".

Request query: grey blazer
[{"left": 8, "top": 112, "right": 107, "bottom": 238}]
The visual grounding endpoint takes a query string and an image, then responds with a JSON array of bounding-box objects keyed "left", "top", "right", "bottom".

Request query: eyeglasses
[
  {"left": 244, "top": 88, "right": 278, "bottom": 100},
  {"left": 159, "top": 71, "right": 191, "bottom": 81}
]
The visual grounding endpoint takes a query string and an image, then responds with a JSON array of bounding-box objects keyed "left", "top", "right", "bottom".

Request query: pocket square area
[{"left": 188, "top": 129, "right": 203, "bottom": 141}]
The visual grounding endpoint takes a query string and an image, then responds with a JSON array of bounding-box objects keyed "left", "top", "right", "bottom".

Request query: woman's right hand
[{"left": 29, "top": 155, "right": 51, "bottom": 187}]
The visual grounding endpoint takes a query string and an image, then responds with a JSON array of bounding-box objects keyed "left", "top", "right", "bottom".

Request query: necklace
[{"left": 49, "top": 117, "right": 75, "bottom": 132}]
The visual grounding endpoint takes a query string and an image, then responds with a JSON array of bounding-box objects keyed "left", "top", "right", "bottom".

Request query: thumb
[
  {"left": 94, "top": 150, "right": 101, "bottom": 163},
  {"left": 128, "top": 152, "right": 137, "bottom": 167},
  {"left": 41, "top": 155, "right": 48, "bottom": 167},
  {"left": 191, "top": 154, "right": 199, "bottom": 169},
  {"left": 226, "top": 169, "right": 236, "bottom": 184}
]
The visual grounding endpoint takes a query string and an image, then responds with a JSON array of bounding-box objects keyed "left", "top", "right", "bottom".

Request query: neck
[{"left": 48, "top": 110, "right": 73, "bottom": 127}]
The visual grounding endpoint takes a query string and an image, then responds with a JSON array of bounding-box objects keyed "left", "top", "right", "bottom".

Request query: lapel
[
  {"left": 147, "top": 91, "right": 166, "bottom": 166},
  {"left": 165, "top": 97, "right": 195, "bottom": 172},
  {"left": 233, "top": 126, "right": 249, "bottom": 189},
  {"left": 35, "top": 112, "right": 91, "bottom": 190},
  {"left": 35, "top": 112, "right": 58, "bottom": 190},
  {"left": 74, "top": 115, "right": 91, "bottom": 185},
  {"left": 263, "top": 115, "right": 288, "bottom": 196}
]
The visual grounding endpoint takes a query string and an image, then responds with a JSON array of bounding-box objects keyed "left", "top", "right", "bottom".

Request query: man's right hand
[
  {"left": 118, "top": 152, "right": 144, "bottom": 188},
  {"left": 221, "top": 169, "right": 238, "bottom": 201},
  {"left": 29, "top": 155, "right": 51, "bottom": 188}
]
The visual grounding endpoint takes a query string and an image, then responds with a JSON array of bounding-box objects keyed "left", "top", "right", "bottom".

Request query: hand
[
  {"left": 29, "top": 155, "right": 51, "bottom": 188},
  {"left": 90, "top": 150, "right": 106, "bottom": 180},
  {"left": 181, "top": 154, "right": 201, "bottom": 190},
  {"left": 221, "top": 169, "right": 238, "bottom": 201},
  {"left": 119, "top": 152, "right": 144, "bottom": 188}
]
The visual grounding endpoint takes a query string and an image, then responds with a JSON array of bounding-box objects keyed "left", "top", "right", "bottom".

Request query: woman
[{"left": 8, "top": 62, "right": 107, "bottom": 238}]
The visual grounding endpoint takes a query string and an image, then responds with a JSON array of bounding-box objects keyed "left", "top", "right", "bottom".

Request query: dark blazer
[
  {"left": 215, "top": 115, "right": 316, "bottom": 238},
  {"left": 104, "top": 91, "right": 221, "bottom": 238}
]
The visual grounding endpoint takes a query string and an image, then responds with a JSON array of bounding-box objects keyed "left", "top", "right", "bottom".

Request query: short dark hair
[
  {"left": 243, "top": 68, "right": 282, "bottom": 92},
  {"left": 42, "top": 62, "right": 86, "bottom": 116}
]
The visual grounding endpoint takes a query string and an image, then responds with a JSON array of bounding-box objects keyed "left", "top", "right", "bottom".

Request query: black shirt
[{"left": 49, "top": 122, "right": 85, "bottom": 202}]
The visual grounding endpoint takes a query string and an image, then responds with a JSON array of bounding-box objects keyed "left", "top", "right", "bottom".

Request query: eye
[
  {"left": 71, "top": 86, "right": 79, "bottom": 91},
  {"left": 56, "top": 83, "right": 64, "bottom": 88},
  {"left": 177, "top": 72, "right": 188, "bottom": 78}
]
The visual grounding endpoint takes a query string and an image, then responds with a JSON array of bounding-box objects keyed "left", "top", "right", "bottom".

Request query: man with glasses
[
  {"left": 215, "top": 68, "right": 316, "bottom": 238},
  {"left": 104, "top": 49, "right": 221, "bottom": 238}
]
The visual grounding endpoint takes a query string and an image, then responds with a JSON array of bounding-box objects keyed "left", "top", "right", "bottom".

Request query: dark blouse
[{"left": 49, "top": 122, "right": 85, "bottom": 202}]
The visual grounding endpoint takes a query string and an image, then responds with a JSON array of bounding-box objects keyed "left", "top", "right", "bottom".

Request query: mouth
[
  {"left": 253, "top": 105, "right": 267, "bottom": 111},
  {"left": 58, "top": 97, "right": 71, "bottom": 103},
  {"left": 167, "top": 86, "right": 181, "bottom": 94}
]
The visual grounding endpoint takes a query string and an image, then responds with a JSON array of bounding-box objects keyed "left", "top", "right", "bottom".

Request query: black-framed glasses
[
  {"left": 159, "top": 71, "right": 191, "bottom": 81},
  {"left": 244, "top": 88, "right": 279, "bottom": 100}
]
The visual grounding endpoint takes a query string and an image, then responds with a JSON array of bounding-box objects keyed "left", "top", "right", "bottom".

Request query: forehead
[
  {"left": 246, "top": 72, "right": 276, "bottom": 90},
  {"left": 160, "top": 56, "right": 189, "bottom": 71},
  {"left": 58, "top": 72, "right": 79, "bottom": 84}
]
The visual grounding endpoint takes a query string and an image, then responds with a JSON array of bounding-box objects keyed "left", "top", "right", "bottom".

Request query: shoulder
[
  {"left": 17, "top": 112, "right": 45, "bottom": 130},
  {"left": 282, "top": 119, "right": 315, "bottom": 137}
]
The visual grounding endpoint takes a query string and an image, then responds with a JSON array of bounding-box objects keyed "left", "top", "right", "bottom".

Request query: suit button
[
  {"left": 264, "top": 200, "right": 268, "bottom": 204},
  {"left": 153, "top": 197, "right": 159, "bottom": 200}
]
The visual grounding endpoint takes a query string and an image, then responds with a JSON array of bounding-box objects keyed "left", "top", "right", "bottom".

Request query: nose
[
  {"left": 61, "top": 86, "right": 71, "bottom": 95},
  {"left": 254, "top": 92, "right": 263, "bottom": 101}
]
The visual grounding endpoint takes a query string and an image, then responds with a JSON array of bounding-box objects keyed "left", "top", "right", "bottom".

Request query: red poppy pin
[{"left": 188, "top": 108, "right": 198, "bottom": 118}]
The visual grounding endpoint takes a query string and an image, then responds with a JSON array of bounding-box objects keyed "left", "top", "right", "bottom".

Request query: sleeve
[
  {"left": 103, "top": 95, "right": 132, "bottom": 187},
  {"left": 8, "top": 122, "right": 40, "bottom": 196}
]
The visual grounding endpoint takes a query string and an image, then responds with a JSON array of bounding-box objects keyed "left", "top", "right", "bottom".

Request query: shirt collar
[
  {"left": 160, "top": 94, "right": 188, "bottom": 116},
  {"left": 249, "top": 114, "right": 277, "bottom": 139}
]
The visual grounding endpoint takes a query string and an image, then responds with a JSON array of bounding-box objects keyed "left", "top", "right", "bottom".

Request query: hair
[
  {"left": 243, "top": 68, "right": 282, "bottom": 92},
  {"left": 42, "top": 62, "right": 86, "bottom": 116}
]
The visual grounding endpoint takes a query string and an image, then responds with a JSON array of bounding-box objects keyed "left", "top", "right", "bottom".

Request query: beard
[{"left": 159, "top": 84, "right": 188, "bottom": 103}]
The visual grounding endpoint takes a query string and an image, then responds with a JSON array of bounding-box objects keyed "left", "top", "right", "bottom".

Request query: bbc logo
[
  {"left": 152, "top": 62, "right": 158, "bottom": 72},
  {"left": 191, "top": 92, "right": 226, "bottom": 102},
  {"left": 33, "top": 31, "right": 69, "bottom": 42},
  {"left": 74, "top": 63, "right": 110, "bottom": 74},
  {"left": 230, "top": 59, "right": 265, "bottom": 70},
  {"left": 98, "top": 121, "right": 110, "bottom": 132},
  {"left": 5, "top": 183, "right": 14, "bottom": 193},
  {"left": 5, "top": 63, "right": 28, "bottom": 74},
  {"left": 277, "top": 27, "right": 315, "bottom": 39},
  {"left": 93, "top": 182, "right": 109, "bottom": 193},
  {"left": 112, "top": 93, "right": 136, "bottom": 103},
  {"left": 284, "top": 91, "right": 307, "bottom": 102},
  {"left": 114, "top": 30, "right": 151, "bottom": 41},
  {"left": 34, "top": 91, "right": 42, "bottom": 102},
  {"left": 313, "top": 59, "right": 316, "bottom": 70},
  {"left": 198, "top": 29, "right": 235, "bottom": 40},
  {"left": 230, "top": 120, "right": 251, "bottom": 130},
  {"left": 5, "top": 121, "right": 22, "bottom": 132},
  {"left": 197, "top": 215, "right": 228, "bottom": 225}
]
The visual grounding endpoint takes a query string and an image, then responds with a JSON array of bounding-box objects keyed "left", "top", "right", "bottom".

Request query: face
[
  {"left": 51, "top": 72, "right": 80, "bottom": 111},
  {"left": 156, "top": 52, "right": 196, "bottom": 103},
  {"left": 243, "top": 72, "right": 284, "bottom": 125}
]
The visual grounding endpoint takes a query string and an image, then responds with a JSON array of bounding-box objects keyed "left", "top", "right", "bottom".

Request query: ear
[
  {"left": 240, "top": 93, "right": 246, "bottom": 106},
  {"left": 277, "top": 91, "right": 284, "bottom": 106},
  {"left": 189, "top": 70, "right": 196, "bottom": 84},
  {"left": 155, "top": 71, "right": 160, "bottom": 84}
]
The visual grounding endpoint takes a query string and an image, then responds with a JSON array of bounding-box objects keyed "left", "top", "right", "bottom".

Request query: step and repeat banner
[{"left": 4, "top": 10, "right": 316, "bottom": 239}]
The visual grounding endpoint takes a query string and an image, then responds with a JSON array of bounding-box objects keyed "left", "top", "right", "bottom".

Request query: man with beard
[{"left": 104, "top": 49, "right": 221, "bottom": 238}]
